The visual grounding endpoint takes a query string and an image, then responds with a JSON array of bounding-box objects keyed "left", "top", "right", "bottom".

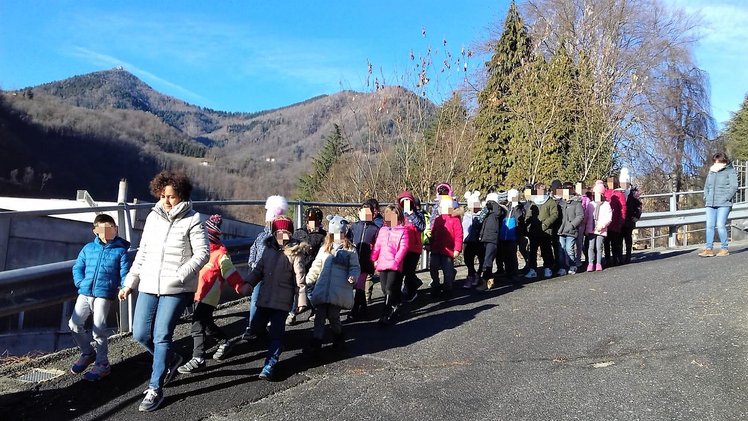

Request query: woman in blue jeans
[
  {"left": 699, "top": 152, "right": 738, "bottom": 257},
  {"left": 119, "top": 171, "right": 210, "bottom": 412}
]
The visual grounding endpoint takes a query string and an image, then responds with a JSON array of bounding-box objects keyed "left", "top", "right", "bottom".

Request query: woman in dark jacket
[{"left": 699, "top": 152, "right": 739, "bottom": 257}]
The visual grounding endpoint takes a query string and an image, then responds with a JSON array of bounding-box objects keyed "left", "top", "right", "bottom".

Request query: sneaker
[
  {"left": 524, "top": 269, "right": 538, "bottom": 279},
  {"left": 556, "top": 268, "right": 567, "bottom": 276},
  {"left": 213, "top": 341, "right": 233, "bottom": 360},
  {"left": 258, "top": 364, "right": 273, "bottom": 380},
  {"left": 715, "top": 249, "right": 729, "bottom": 257},
  {"left": 595, "top": 264, "right": 603, "bottom": 271},
  {"left": 71, "top": 352, "right": 96, "bottom": 374},
  {"left": 568, "top": 266, "right": 577, "bottom": 275},
  {"left": 543, "top": 268, "right": 553, "bottom": 278},
  {"left": 83, "top": 363, "right": 111, "bottom": 381},
  {"left": 586, "top": 264, "right": 594, "bottom": 272},
  {"left": 698, "top": 248, "right": 714, "bottom": 257},
  {"left": 163, "top": 353, "right": 183, "bottom": 385},
  {"left": 177, "top": 357, "right": 205, "bottom": 374},
  {"left": 285, "top": 313, "right": 297, "bottom": 326},
  {"left": 139, "top": 388, "right": 164, "bottom": 412}
]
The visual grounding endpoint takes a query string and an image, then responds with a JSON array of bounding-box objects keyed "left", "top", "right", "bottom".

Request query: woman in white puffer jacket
[{"left": 119, "top": 171, "right": 209, "bottom": 412}]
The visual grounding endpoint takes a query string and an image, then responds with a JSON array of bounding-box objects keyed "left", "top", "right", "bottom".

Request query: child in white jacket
[
  {"left": 585, "top": 180, "right": 613, "bottom": 272},
  {"left": 305, "top": 215, "right": 360, "bottom": 357}
]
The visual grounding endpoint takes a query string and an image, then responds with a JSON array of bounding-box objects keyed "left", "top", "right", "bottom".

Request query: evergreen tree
[
  {"left": 297, "top": 124, "right": 351, "bottom": 201},
  {"left": 725, "top": 95, "right": 748, "bottom": 161},
  {"left": 468, "top": 1, "right": 533, "bottom": 190}
]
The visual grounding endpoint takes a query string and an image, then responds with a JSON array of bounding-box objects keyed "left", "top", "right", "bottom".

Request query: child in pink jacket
[
  {"left": 371, "top": 204, "right": 411, "bottom": 325},
  {"left": 585, "top": 180, "right": 613, "bottom": 272}
]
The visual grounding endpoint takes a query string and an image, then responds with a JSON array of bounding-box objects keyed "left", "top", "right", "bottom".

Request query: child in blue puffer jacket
[{"left": 69, "top": 214, "right": 131, "bottom": 381}]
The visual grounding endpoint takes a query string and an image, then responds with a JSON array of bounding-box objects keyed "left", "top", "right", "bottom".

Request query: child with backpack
[{"left": 498, "top": 189, "right": 524, "bottom": 282}]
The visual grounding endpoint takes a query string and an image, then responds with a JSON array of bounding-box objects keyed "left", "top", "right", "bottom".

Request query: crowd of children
[{"left": 66, "top": 170, "right": 644, "bottom": 412}]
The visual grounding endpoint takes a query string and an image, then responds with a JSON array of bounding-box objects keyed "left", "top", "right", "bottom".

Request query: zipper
[
  {"left": 90, "top": 242, "right": 107, "bottom": 296},
  {"left": 156, "top": 219, "right": 177, "bottom": 296}
]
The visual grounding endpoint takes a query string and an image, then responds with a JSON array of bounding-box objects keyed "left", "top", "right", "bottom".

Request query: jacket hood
[
  {"left": 486, "top": 200, "right": 500, "bottom": 212},
  {"left": 153, "top": 200, "right": 193, "bottom": 221},
  {"left": 263, "top": 236, "right": 310, "bottom": 256}
]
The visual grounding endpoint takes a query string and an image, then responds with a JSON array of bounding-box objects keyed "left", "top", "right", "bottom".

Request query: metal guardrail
[{"left": 0, "top": 238, "right": 253, "bottom": 320}]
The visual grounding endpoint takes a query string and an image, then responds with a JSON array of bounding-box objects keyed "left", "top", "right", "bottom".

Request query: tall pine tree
[
  {"left": 725, "top": 95, "right": 748, "bottom": 161},
  {"left": 297, "top": 124, "right": 351, "bottom": 201},
  {"left": 468, "top": 1, "right": 533, "bottom": 190}
]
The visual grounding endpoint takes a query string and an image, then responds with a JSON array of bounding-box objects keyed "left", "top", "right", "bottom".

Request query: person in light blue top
[{"left": 699, "top": 152, "right": 738, "bottom": 257}]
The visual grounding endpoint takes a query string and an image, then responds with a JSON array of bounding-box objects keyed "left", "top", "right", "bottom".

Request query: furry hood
[{"left": 263, "top": 236, "right": 310, "bottom": 256}]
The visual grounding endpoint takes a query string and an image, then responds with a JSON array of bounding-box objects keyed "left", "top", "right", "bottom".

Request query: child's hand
[
  {"left": 118, "top": 287, "right": 132, "bottom": 301},
  {"left": 453, "top": 250, "right": 461, "bottom": 259},
  {"left": 237, "top": 283, "right": 253, "bottom": 296},
  {"left": 347, "top": 276, "right": 356, "bottom": 285}
]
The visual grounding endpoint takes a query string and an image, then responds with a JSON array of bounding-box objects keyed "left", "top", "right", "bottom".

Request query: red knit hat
[{"left": 271, "top": 217, "right": 293, "bottom": 233}]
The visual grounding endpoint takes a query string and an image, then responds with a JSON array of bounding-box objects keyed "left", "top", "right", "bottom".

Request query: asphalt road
[{"left": 2, "top": 244, "right": 748, "bottom": 421}]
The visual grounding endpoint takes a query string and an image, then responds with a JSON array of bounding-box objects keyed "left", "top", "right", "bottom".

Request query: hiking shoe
[
  {"left": 698, "top": 248, "right": 714, "bottom": 257},
  {"left": 716, "top": 249, "right": 729, "bottom": 257},
  {"left": 139, "top": 388, "right": 164, "bottom": 412},
  {"left": 258, "top": 364, "right": 273, "bottom": 381},
  {"left": 177, "top": 358, "right": 205, "bottom": 374},
  {"left": 71, "top": 352, "right": 96, "bottom": 374},
  {"left": 524, "top": 269, "right": 538, "bottom": 279},
  {"left": 83, "top": 363, "right": 111, "bottom": 381},
  {"left": 543, "top": 268, "right": 553, "bottom": 278},
  {"left": 213, "top": 341, "right": 233, "bottom": 360},
  {"left": 163, "top": 353, "right": 183, "bottom": 385}
]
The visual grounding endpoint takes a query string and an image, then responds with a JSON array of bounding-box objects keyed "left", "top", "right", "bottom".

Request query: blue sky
[{"left": 0, "top": 0, "right": 745, "bottom": 127}]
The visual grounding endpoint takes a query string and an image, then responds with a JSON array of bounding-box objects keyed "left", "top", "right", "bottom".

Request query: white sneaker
[
  {"left": 543, "top": 268, "right": 553, "bottom": 278},
  {"left": 556, "top": 268, "right": 567, "bottom": 276},
  {"left": 524, "top": 269, "right": 538, "bottom": 279},
  {"left": 568, "top": 266, "right": 577, "bottom": 275}
]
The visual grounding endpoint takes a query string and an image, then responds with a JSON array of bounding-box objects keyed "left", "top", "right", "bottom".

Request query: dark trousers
[
  {"left": 379, "top": 270, "right": 403, "bottom": 307},
  {"left": 402, "top": 252, "right": 423, "bottom": 295},
  {"left": 481, "top": 242, "right": 498, "bottom": 279},
  {"left": 622, "top": 226, "right": 634, "bottom": 263},
  {"left": 464, "top": 241, "right": 484, "bottom": 277},
  {"left": 499, "top": 240, "right": 518, "bottom": 276},
  {"left": 528, "top": 235, "right": 554, "bottom": 269},
  {"left": 250, "top": 306, "right": 288, "bottom": 370},
  {"left": 605, "top": 231, "right": 624, "bottom": 266},
  {"left": 190, "top": 301, "right": 228, "bottom": 359},
  {"left": 429, "top": 253, "right": 455, "bottom": 291}
]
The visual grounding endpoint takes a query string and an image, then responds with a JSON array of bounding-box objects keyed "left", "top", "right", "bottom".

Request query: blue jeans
[
  {"left": 247, "top": 281, "right": 263, "bottom": 328},
  {"left": 705, "top": 206, "right": 731, "bottom": 249},
  {"left": 133, "top": 292, "right": 191, "bottom": 390},
  {"left": 558, "top": 236, "right": 576, "bottom": 270},
  {"left": 250, "top": 306, "right": 288, "bottom": 371}
]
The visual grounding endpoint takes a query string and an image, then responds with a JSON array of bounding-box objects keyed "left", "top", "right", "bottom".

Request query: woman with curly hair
[{"left": 119, "top": 170, "right": 210, "bottom": 412}]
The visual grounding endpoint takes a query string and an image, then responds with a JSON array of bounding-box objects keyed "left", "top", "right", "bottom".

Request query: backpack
[{"left": 500, "top": 208, "right": 518, "bottom": 241}]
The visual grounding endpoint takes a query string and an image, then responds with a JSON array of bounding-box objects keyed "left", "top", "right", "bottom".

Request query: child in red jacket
[
  {"left": 178, "top": 215, "right": 248, "bottom": 374},
  {"left": 429, "top": 197, "right": 463, "bottom": 298}
]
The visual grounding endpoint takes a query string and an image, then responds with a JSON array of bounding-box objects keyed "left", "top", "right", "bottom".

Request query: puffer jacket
[
  {"left": 604, "top": 189, "right": 627, "bottom": 233},
  {"left": 704, "top": 164, "right": 738, "bottom": 207},
  {"left": 371, "top": 225, "right": 411, "bottom": 272},
  {"left": 348, "top": 220, "right": 380, "bottom": 274},
  {"left": 195, "top": 242, "right": 245, "bottom": 306},
  {"left": 431, "top": 213, "right": 463, "bottom": 256},
  {"left": 246, "top": 237, "right": 309, "bottom": 311},
  {"left": 292, "top": 227, "right": 327, "bottom": 272},
  {"left": 73, "top": 236, "right": 131, "bottom": 299},
  {"left": 525, "top": 195, "right": 559, "bottom": 237},
  {"left": 403, "top": 210, "right": 426, "bottom": 254},
  {"left": 478, "top": 201, "right": 504, "bottom": 244},
  {"left": 584, "top": 200, "right": 613, "bottom": 236},
  {"left": 125, "top": 201, "right": 209, "bottom": 295},
  {"left": 557, "top": 197, "right": 584, "bottom": 237},
  {"left": 306, "top": 243, "right": 360, "bottom": 309}
]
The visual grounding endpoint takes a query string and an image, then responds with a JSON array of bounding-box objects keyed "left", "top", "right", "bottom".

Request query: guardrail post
[
  {"left": 668, "top": 192, "right": 678, "bottom": 248},
  {"left": 295, "top": 200, "right": 304, "bottom": 230},
  {"left": 650, "top": 228, "right": 655, "bottom": 250}
]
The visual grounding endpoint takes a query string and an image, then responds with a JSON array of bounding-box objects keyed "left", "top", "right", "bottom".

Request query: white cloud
[{"left": 68, "top": 46, "right": 208, "bottom": 103}]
